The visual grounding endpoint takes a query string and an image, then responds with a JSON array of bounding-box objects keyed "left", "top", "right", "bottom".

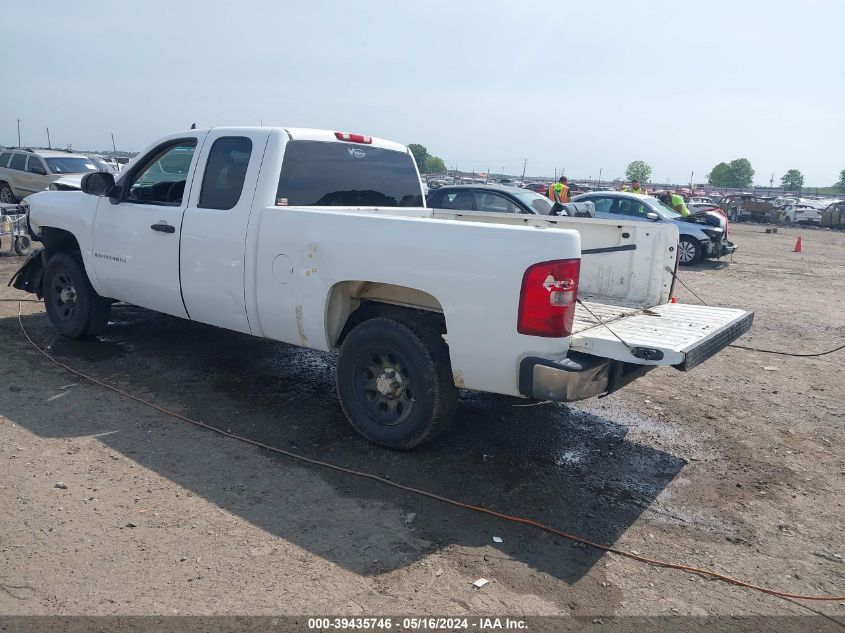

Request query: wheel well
[
  {"left": 326, "top": 281, "right": 446, "bottom": 349},
  {"left": 39, "top": 227, "right": 81, "bottom": 256}
]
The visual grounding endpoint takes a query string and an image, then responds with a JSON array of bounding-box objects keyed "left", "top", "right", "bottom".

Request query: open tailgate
[{"left": 569, "top": 303, "right": 753, "bottom": 371}]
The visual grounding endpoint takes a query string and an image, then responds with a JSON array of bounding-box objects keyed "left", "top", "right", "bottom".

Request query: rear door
[
  {"left": 180, "top": 129, "right": 270, "bottom": 333},
  {"left": 92, "top": 133, "right": 207, "bottom": 317}
]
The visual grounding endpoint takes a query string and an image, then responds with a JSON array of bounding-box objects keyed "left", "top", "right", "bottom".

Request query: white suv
[{"left": 0, "top": 148, "right": 100, "bottom": 203}]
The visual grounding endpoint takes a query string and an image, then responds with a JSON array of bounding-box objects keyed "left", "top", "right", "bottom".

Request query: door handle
[{"left": 150, "top": 223, "right": 175, "bottom": 234}]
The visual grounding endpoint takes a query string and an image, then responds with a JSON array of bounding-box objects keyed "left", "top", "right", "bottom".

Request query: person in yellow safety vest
[
  {"left": 622, "top": 179, "right": 647, "bottom": 195},
  {"left": 660, "top": 191, "right": 691, "bottom": 216},
  {"left": 670, "top": 191, "right": 691, "bottom": 216},
  {"left": 548, "top": 176, "right": 570, "bottom": 205}
]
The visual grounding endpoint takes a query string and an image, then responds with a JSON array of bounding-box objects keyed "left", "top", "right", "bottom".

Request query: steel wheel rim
[
  {"left": 51, "top": 269, "right": 78, "bottom": 323},
  {"left": 679, "top": 241, "right": 696, "bottom": 263},
  {"left": 353, "top": 348, "right": 415, "bottom": 426}
]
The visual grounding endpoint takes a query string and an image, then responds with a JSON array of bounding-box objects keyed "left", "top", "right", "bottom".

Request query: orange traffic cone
[{"left": 793, "top": 236, "right": 802, "bottom": 253}]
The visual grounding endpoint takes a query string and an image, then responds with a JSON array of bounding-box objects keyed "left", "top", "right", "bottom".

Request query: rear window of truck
[{"left": 276, "top": 141, "right": 423, "bottom": 207}]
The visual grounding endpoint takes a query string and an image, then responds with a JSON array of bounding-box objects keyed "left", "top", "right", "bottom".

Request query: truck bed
[{"left": 572, "top": 299, "right": 642, "bottom": 334}]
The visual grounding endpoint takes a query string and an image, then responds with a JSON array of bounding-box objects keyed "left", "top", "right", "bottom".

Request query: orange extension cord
[{"left": 16, "top": 301, "right": 845, "bottom": 603}]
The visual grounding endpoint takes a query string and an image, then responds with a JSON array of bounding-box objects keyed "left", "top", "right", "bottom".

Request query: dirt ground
[{"left": 0, "top": 223, "right": 842, "bottom": 619}]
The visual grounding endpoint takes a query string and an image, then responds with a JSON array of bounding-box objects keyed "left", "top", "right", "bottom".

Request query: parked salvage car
[
  {"left": 573, "top": 191, "right": 736, "bottom": 265},
  {"left": 821, "top": 200, "right": 845, "bottom": 229},
  {"left": 427, "top": 184, "right": 554, "bottom": 215},
  {"left": 521, "top": 182, "right": 549, "bottom": 195},
  {"left": 0, "top": 148, "right": 100, "bottom": 203},
  {"left": 720, "top": 194, "right": 780, "bottom": 223}
]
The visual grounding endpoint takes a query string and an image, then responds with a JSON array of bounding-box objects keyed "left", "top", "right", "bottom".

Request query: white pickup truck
[{"left": 11, "top": 127, "right": 753, "bottom": 448}]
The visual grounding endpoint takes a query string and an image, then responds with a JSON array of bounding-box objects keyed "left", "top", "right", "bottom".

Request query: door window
[
  {"left": 437, "top": 191, "right": 478, "bottom": 211},
  {"left": 0, "top": 152, "right": 12, "bottom": 167},
  {"left": 126, "top": 140, "right": 197, "bottom": 205},
  {"left": 198, "top": 137, "right": 253, "bottom": 210},
  {"left": 584, "top": 196, "right": 614, "bottom": 214},
  {"left": 615, "top": 197, "right": 650, "bottom": 218},
  {"left": 10, "top": 153, "right": 26, "bottom": 171},
  {"left": 476, "top": 192, "right": 518, "bottom": 213},
  {"left": 26, "top": 157, "right": 46, "bottom": 175}
]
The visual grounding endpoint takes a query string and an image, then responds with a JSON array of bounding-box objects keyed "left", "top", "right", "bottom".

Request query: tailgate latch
[{"left": 629, "top": 347, "right": 664, "bottom": 361}]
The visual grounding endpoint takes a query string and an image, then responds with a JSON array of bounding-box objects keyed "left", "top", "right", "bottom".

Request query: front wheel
[
  {"left": 678, "top": 237, "right": 702, "bottom": 266},
  {"left": 336, "top": 317, "right": 458, "bottom": 449},
  {"left": 43, "top": 252, "right": 111, "bottom": 338}
]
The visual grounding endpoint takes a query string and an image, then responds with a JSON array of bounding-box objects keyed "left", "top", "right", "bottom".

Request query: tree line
[{"left": 623, "top": 158, "right": 845, "bottom": 193}]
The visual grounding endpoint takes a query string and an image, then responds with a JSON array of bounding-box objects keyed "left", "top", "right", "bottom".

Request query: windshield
[
  {"left": 644, "top": 196, "right": 683, "bottom": 219},
  {"left": 510, "top": 188, "right": 553, "bottom": 214},
  {"left": 277, "top": 141, "right": 423, "bottom": 207},
  {"left": 44, "top": 157, "right": 98, "bottom": 174}
]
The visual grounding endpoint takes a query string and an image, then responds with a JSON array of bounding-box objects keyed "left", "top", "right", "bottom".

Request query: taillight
[
  {"left": 334, "top": 131, "right": 372, "bottom": 144},
  {"left": 517, "top": 259, "right": 581, "bottom": 337}
]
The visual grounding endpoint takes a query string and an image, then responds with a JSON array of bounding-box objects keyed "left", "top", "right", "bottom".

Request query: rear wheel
[
  {"left": 678, "top": 237, "right": 701, "bottom": 266},
  {"left": 44, "top": 252, "right": 111, "bottom": 338},
  {"left": 336, "top": 317, "right": 458, "bottom": 449}
]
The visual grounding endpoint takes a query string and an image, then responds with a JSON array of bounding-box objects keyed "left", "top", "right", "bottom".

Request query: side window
[
  {"left": 26, "top": 157, "right": 46, "bottom": 175},
  {"left": 10, "top": 153, "right": 27, "bottom": 171},
  {"left": 198, "top": 137, "right": 253, "bottom": 210},
  {"left": 588, "top": 196, "right": 614, "bottom": 214},
  {"left": 439, "top": 191, "right": 478, "bottom": 211},
  {"left": 477, "top": 192, "right": 517, "bottom": 213},
  {"left": 0, "top": 152, "right": 12, "bottom": 167},
  {"left": 616, "top": 198, "right": 648, "bottom": 217},
  {"left": 126, "top": 140, "right": 197, "bottom": 205}
]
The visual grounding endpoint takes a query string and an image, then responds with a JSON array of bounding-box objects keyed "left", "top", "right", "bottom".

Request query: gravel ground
[{"left": 0, "top": 223, "right": 842, "bottom": 618}]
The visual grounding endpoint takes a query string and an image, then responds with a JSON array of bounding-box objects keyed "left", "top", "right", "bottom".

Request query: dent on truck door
[{"left": 92, "top": 136, "right": 205, "bottom": 317}]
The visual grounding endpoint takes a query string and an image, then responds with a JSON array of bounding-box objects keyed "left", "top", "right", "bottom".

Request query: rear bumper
[{"left": 518, "top": 352, "right": 653, "bottom": 402}]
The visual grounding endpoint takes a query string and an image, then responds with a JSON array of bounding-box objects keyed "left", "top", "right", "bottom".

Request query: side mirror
[
  {"left": 80, "top": 171, "right": 115, "bottom": 197},
  {"left": 646, "top": 212, "right": 660, "bottom": 221}
]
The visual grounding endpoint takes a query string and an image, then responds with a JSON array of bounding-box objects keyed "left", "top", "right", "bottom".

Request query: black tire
[
  {"left": 678, "top": 237, "right": 701, "bottom": 266},
  {"left": 336, "top": 317, "right": 458, "bottom": 449},
  {"left": 14, "top": 235, "right": 32, "bottom": 256},
  {"left": 0, "top": 182, "right": 16, "bottom": 204},
  {"left": 43, "top": 252, "right": 111, "bottom": 338}
]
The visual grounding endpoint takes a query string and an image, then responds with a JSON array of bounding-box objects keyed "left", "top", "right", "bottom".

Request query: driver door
[{"left": 92, "top": 132, "right": 208, "bottom": 317}]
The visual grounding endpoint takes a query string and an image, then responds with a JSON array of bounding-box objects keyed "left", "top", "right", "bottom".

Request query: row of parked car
[{"left": 426, "top": 184, "right": 735, "bottom": 266}]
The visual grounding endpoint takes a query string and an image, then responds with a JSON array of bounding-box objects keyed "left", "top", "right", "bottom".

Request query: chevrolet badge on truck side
[{"left": 11, "top": 127, "right": 752, "bottom": 448}]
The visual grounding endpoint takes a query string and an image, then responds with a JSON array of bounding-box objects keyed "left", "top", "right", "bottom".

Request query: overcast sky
[{"left": 2, "top": 0, "right": 843, "bottom": 185}]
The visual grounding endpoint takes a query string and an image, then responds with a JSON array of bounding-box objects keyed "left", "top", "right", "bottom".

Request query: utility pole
[
  {"left": 46, "top": 127, "right": 51, "bottom": 148},
  {"left": 111, "top": 133, "right": 117, "bottom": 154},
  {"left": 690, "top": 171, "right": 694, "bottom": 191},
  {"left": 17, "top": 119, "right": 21, "bottom": 146},
  {"left": 598, "top": 167, "right": 602, "bottom": 186},
  {"left": 521, "top": 157, "right": 527, "bottom": 182}
]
